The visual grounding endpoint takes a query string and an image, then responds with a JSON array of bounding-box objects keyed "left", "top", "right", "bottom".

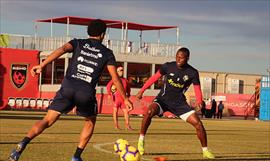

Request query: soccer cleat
[
  {"left": 137, "top": 139, "right": 145, "bottom": 155},
  {"left": 203, "top": 150, "right": 215, "bottom": 159},
  {"left": 8, "top": 149, "right": 21, "bottom": 161},
  {"left": 71, "top": 157, "right": 83, "bottom": 161},
  {"left": 8, "top": 142, "right": 26, "bottom": 161}
]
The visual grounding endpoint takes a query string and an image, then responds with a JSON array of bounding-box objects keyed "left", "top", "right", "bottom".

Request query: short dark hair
[
  {"left": 87, "top": 19, "right": 107, "bottom": 36},
  {"left": 177, "top": 47, "right": 190, "bottom": 57}
]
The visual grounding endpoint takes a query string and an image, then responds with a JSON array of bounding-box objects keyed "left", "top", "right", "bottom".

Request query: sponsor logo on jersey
[
  {"left": 168, "top": 78, "right": 184, "bottom": 88},
  {"left": 97, "top": 53, "right": 103, "bottom": 58},
  {"left": 83, "top": 43, "right": 100, "bottom": 52},
  {"left": 80, "top": 50, "right": 100, "bottom": 59},
  {"left": 78, "top": 56, "right": 84, "bottom": 62},
  {"left": 71, "top": 73, "right": 92, "bottom": 83},
  {"left": 77, "top": 56, "right": 98, "bottom": 66},
  {"left": 77, "top": 64, "right": 94, "bottom": 74}
]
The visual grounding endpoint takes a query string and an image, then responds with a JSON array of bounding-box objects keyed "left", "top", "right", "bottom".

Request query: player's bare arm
[
  {"left": 30, "top": 43, "right": 73, "bottom": 77},
  {"left": 136, "top": 71, "right": 162, "bottom": 100},
  {"left": 107, "top": 65, "right": 133, "bottom": 111}
]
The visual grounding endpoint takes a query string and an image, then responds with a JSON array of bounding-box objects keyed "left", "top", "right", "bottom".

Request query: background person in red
[
  {"left": 106, "top": 66, "right": 133, "bottom": 130},
  {"left": 136, "top": 47, "right": 215, "bottom": 159}
]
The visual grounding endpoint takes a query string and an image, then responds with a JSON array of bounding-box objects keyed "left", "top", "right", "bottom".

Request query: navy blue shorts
[
  {"left": 48, "top": 87, "right": 97, "bottom": 117},
  {"left": 153, "top": 97, "right": 193, "bottom": 117}
]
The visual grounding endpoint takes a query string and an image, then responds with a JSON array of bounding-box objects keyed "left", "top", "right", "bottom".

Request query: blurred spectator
[
  {"left": 217, "top": 101, "right": 224, "bottom": 119},
  {"left": 201, "top": 100, "right": 206, "bottom": 118},
  {"left": 106, "top": 66, "right": 133, "bottom": 130},
  {"left": 211, "top": 99, "right": 217, "bottom": 119}
]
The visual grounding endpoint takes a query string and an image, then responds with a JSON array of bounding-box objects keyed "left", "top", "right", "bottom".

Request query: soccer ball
[
  {"left": 114, "top": 139, "right": 129, "bottom": 154},
  {"left": 120, "top": 145, "right": 141, "bottom": 161}
]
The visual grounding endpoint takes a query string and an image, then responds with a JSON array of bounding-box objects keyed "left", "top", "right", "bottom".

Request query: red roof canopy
[{"left": 35, "top": 16, "right": 177, "bottom": 31}]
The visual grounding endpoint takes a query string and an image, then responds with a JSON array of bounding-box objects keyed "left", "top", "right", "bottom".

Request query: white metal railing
[
  {"left": 1, "top": 34, "right": 181, "bottom": 57},
  {"left": 35, "top": 36, "right": 72, "bottom": 51},
  {"left": 105, "top": 39, "right": 180, "bottom": 57}
]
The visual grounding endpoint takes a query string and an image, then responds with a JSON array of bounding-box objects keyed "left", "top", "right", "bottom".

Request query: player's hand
[
  {"left": 31, "top": 65, "right": 42, "bottom": 77},
  {"left": 136, "top": 91, "right": 143, "bottom": 100},
  {"left": 124, "top": 98, "right": 133, "bottom": 112},
  {"left": 197, "top": 102, "right": 203, "bottom": 111}
]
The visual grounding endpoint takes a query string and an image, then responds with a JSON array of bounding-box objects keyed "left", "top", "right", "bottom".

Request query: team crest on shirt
[{"left": 183, "top": 75, "right": 189, "bottom": 82}]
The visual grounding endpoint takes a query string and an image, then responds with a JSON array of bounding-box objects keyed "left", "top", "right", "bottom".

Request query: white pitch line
[
  {"left": 93, "top": 142, "right": 115, "bottom": 154},
  {"left": 92, "top": 141, "right": 152, "bottom": 161}
]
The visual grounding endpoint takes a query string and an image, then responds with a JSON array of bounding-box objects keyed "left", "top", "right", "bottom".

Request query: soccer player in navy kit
[
  {"left": 136, "top": 47, "right": 215, "bottom": 159},
  {"left": 8, "top": 19, "right": 133, "bottom": 161}
]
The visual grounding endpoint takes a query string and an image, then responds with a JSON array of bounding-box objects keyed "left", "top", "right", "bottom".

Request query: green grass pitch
[{"left": 0, "top": 111, "right": 269, "bottom": 161}]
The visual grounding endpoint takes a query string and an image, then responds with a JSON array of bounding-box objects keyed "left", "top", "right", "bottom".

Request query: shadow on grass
[
  {"left": 167, "top": 159, "right": 270, "bottom": 161},
  {"left": 0, "top": 141, "right": 78, "bottom": 144},
  {"left": 0, "top": 115, "right": 84, "bottom": 121},
  {"left": 0, "top": 132, "right": 238, "bottom": 136},
  {"left": 1, "top": 114, "right": 117, "bottom": 122},
  {"left": 146, "top": 152, "right": 270, "bottom": 161}
]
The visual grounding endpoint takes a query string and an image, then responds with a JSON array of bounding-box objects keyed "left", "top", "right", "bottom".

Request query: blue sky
[{"left": 1, "top": 0, "right": 270, "bottom": 75}]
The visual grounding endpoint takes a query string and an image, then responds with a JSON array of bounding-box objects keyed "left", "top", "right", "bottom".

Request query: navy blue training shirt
[
  {"left": 157, "top": 62, "right": 200, "bottom": 104},
  {"left": 62, "top": 38, "right": 116, "bottom": 94}
]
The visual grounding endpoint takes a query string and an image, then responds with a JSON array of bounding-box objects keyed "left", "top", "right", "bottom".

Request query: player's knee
[{"left": 143, "top": 108, "right": 154, "bottom": 117}]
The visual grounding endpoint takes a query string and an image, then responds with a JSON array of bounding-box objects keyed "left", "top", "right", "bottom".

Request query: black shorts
[
  {"left": 153, "top": 97, "right": 193, "bottom": 117},
  {"left": 48, "top": 87, "right": 97, "bottom": 117}
]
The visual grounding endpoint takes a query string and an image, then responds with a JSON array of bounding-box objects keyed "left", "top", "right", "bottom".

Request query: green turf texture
[{"left": 0, "top": 111, "right": 269, "bottom": 161}]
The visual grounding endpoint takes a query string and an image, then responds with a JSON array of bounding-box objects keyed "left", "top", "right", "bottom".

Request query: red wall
[
  {"left": 39, "top": 92, "right": 151, "bottom": 115},
  {"left": 0, "top": 48, "right": 253, "bottom": 116},
  {"left": 212, "top": 93, "right": 253, "bottom": 116},
  {"left": 38, "top": 92, "right": 253, "bottom": 116},
  {"left": 0, "top": 48, "right": 39, "bottom": 109}
]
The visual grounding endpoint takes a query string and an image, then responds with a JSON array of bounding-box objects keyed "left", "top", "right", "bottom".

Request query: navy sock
[
  {"left": 74, "top": 147, "right": 84, "bottom": 158},
  {"left": 21, "top": 137, "right": 31, "bottom": 145}
]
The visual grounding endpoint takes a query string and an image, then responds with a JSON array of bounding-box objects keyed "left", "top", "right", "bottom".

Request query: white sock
[
  {"left": 139, "top": 134, "right": 145, "bottom": 141},
  {"left": 202, "top": 147, "right": 208, "bottom": 151}
]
